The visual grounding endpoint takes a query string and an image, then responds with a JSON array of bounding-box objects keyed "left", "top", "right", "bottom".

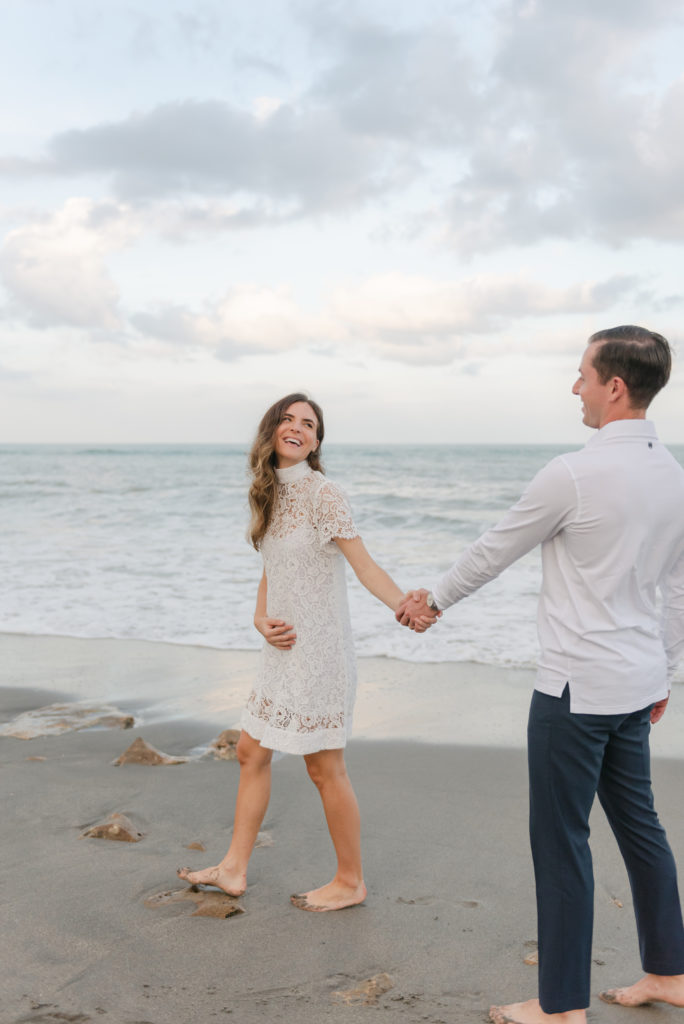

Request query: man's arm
[
  {"left": 660, "top": 544, "right": 684, "bottom": 697},
  {"left": 397, "top": 457, "right": 577, "bottom": 627}
]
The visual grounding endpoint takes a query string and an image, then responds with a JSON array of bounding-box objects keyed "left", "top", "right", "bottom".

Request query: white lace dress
[{"left": 241, "top": 460, "right": 360, "bottom": 755}]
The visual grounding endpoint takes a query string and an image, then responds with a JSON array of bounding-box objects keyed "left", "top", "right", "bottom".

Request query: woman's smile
[{"left": 274, "top": 401, "right": 319, "bottom": 467}]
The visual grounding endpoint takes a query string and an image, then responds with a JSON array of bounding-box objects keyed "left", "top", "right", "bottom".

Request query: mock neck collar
[{"left": 275, "top": 460, "right": 313, "bottom": 483}]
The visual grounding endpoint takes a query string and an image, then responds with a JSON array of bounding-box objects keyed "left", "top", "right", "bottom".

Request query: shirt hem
[{"left": 533, "top": 679, "right": 669, "bottom": 715}]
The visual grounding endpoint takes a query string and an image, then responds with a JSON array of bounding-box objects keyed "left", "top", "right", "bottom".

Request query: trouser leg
[
  {"left": 528, "top": 687, "right": 607, "bottom": 1013},
  {"left": 597, "top": 705, "right": 684, "bottom": 975}
]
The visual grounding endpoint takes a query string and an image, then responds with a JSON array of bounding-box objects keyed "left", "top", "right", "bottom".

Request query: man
[{"left": 398, "top": 326, "right": 684, "bottom": 1024}]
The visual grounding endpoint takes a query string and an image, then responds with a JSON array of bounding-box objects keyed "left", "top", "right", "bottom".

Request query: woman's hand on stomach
[{"left": 255, "top": 616, "right": 297, "bottom": 649}]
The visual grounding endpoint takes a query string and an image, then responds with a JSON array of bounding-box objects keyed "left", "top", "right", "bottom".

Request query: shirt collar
[
  {"left": 586, "top": 419, "right": 658, "bottom": 447},
  {"left": 275, "top": 460, "right": 313, "bottom": 484}
]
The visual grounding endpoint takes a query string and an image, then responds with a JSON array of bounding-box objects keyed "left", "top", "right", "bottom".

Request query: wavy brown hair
[{"left": 247, "top": 392, "right": 325, "bottom": 549}]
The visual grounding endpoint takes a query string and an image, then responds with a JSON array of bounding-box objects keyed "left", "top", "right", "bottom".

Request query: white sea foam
[{"left": 1, "top": 442, "right": 682, "bottom": 679}]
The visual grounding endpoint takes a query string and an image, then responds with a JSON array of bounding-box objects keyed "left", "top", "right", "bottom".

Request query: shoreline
[
  {"left": 2, "top": 631, "right": 683, "bottom": 756},
  {"left": 0, "top": 631, "right": 534, "bottom": 750}
]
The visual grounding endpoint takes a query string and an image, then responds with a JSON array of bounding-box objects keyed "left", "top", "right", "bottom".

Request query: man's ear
[{"left": 608, "top": 376, "right": 628, "bottom": 402}]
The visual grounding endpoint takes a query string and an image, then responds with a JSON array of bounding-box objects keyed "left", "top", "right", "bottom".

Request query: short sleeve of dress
[{"left": 313, "top": 479, "right": 359, "bottom": 549}]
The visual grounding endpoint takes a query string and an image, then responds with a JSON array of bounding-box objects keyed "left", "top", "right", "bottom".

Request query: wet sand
[{"left": 1, "top": 634, "right": 683, "bottom": 1023}]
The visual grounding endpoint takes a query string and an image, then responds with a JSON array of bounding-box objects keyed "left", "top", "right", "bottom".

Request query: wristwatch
[{"left": 425, "top": 592, "right": 440, "bottom": 611}]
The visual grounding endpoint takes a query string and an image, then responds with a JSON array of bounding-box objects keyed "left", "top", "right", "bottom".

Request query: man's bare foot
[
  {"left": 290, "top": 880, "right": 367, "bottom": 912},
  {"left": 489, "top": 998, "right": 586, "bottom": 1024},
  {"left": 599, "top": 974, "right": 684, "bottom": 1007},
  {"left": 176, "top": 864, "right": 246, "bottom": 897}
]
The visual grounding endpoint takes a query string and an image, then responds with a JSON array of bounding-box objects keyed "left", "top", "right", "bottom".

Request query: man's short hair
[{"left": 588, "top": 325, "right": 671, "bottom": 408}]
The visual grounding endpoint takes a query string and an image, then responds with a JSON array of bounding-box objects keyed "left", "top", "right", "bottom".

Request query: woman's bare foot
[
  {"left": 489, "top": 998, "right": 586, "bottom": 1024},
  {"left": 599, "top": 974, "right": 684, "bottom": 1007},
  {"left": 290, "top": 879, "right": 367, "bottom": 912},
  {"left": 176, "top": 864, "right": 246, "bottom": 897}
]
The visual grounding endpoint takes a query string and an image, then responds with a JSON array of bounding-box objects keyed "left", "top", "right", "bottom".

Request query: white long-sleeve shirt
[{"left": 432, "top": 420, "right": 684, "bottom": 714}]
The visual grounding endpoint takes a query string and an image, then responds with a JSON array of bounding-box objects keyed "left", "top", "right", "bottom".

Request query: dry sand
[{"left": 1, "top": 634, "right": 683, "bottom": 1024}]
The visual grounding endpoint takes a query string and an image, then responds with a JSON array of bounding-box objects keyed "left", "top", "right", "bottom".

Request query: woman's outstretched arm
[{"left": 334, "top": 536, "right": 407, "bottom": 613}]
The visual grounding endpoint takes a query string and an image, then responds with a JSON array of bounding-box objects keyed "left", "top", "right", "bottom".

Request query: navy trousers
[{"left": 528, "top": 685, "right": 684, "bottom": 1013}]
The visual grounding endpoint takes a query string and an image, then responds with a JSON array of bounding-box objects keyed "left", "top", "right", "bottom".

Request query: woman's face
[{"left": 273, "top": 401, "right": 319, "bottom": 468}]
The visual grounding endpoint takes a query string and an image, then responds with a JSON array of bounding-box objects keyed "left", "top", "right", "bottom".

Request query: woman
[{"left": 178, "top": 393, "right": 407, "bottom": 912}]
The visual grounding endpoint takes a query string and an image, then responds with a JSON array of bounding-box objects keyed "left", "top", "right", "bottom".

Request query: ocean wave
[{"left": 3, "top": 442, "right": 683, "bottom": 676}]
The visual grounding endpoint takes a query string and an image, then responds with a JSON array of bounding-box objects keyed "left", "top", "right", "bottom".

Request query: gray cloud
[
  {"left": 1, "top": 0, "right": 683, "bottom": 250},
  {"left": 308, "top": 10, "right": 483, "bottom": 147},
  {"left": 234, "top": 51, "right": 288, "bottom": 80},
  {"left": 130, "top": 306, "right": 201, "bottom": 348},
  {"left": 303, "top": 2, "right": 684, "bottom": 249},
  {"left": 441, "top": 1, "right": 684, "bottom": 249},
  {"left": 1, "top": 99, "right": 403, "bottom": 215},
  {"left": 175, "top": 7, "right": 223, "bottom": 53}
]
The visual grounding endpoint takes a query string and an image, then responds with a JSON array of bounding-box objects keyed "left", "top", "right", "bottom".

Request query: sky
[{"left": 1, "top": 0, "right": 683, "bottom": 445}]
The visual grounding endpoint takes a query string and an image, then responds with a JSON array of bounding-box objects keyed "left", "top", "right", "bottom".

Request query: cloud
[
  {"left": 1, "top": 1, "right": 683, "bottom": 252},
  {"left": 132, "top": 270, "right": 638, "bottom": 366},
  {"left": 308, "top": 10, "right": 484, "bottom": 147},
  {"left": 132, "top": 284, "right": 324, "bottom": 358},
  {"left": 174, "top": 7, "right": 222, "bottom": 53},
  {"left": 440, "top": 1, "right": 684, "bottom": 250},
  {"left": 0, "top": 99, "right": 403, "bottom": 215},
  {"left": 0, "top": 198, "right": 138, "bottom": 330},
  {"left": 303, "top": 2, "right": 684, "bottom": 250},
  {"left": 0, "top": 362, "right": 30, "bottom": 381},
  {"left": 328, "top": 272, "right": 639, "bottom": 363}
]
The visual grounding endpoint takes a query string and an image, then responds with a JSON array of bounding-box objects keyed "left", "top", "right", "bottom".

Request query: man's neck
[{"left": 598, "top": 407, "right": 647, "bottom": 428}]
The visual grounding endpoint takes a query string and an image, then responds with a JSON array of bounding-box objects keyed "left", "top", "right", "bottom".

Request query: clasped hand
[
  {"left": 395, "top": 589, "right": 441, "bottom": 633},
  {"left": 255, "top": 616, "right": 297, "bottom": 649}
]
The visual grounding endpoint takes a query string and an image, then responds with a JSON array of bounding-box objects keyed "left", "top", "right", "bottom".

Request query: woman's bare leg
[
  {"left": 178, "top": 731, "right": 272, "bottom": 895},
  {"left": 291, "top": 748, "right": 367, "bottom": 911}
]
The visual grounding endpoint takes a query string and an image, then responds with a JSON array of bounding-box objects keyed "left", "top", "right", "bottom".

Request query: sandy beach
[{"left": 2, "top": 634, "right": 683, "bottom": 1024}]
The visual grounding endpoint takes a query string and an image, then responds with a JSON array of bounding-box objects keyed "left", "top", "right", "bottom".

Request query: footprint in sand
[
  {"left": 523, "top": 941, "right": 539, "bottom": 966},
  {"left": 15, "top": 1008, "right": 91, "bottom": 1023},
  {"left": 145, "top": 887, "right": 245, "bottom": 919},
  {"left": 331, "top": 973, "right": 394, "bottom": 1006},
  {"left": 397, "top": 895, "right": 481, "bottom": 907},
  {"left": 254, "top": 830, "right": 274, "bottom": 847}
]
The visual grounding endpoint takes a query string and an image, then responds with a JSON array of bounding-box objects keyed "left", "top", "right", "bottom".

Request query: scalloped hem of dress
[{"left": 241, "top": 710, "right": 350, "bottom": 755}]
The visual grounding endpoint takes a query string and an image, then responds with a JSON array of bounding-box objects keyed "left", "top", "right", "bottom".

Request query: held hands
[
  {"left": 395, "top": 589, "right": 441, "bottom": 633},
  {"left": 255, "top": 616, "right": 297, "bottom": 650}
]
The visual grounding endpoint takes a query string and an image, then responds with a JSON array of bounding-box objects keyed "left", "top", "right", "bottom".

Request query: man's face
[{"left": 572, "top": 345, "right": 611, "bottom": 428}]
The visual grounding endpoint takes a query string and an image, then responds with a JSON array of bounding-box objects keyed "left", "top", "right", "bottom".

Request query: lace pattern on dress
[
  {"left": 240, "top": 466, "right": 359, "bottom": 755},
  {"left": 244, "top": 692, "right": 345, "bottom": 734},
  {"left": 267, "top": 474, "right": 358, "bottom": 546},
  {"left": 313, "top": 479, "right": 358, "bottom": 548}
]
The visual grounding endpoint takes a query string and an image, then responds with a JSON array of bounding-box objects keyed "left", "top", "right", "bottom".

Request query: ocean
[{"left": 2, "top": 442, "right": 684, "bottom": 674}]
